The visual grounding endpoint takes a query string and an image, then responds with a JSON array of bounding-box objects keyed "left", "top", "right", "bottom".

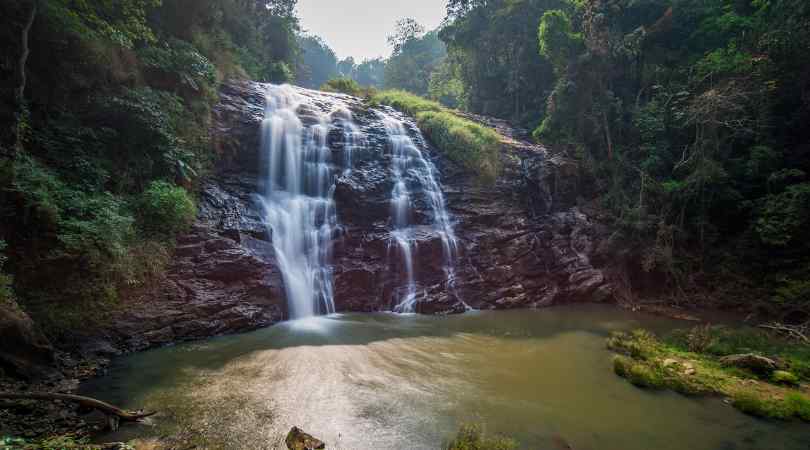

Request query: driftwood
[
  {"left": 759, "top": 322, "right": 810, "bottom": 344},
  {"left": 0, "top": 392, "right": 156, "bottom": 431}
]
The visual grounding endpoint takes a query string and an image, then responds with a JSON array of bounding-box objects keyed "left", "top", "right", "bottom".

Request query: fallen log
[
  {"left": 718, "top": 354, "right": 782, "bottom": 374},
  {"left": 0, "top": 392, "right": 156, "bottom": 431}
]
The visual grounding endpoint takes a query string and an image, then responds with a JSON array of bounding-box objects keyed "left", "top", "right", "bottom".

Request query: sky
[{"left": 295, "top": 0, "right": 448, "bottom": 61}]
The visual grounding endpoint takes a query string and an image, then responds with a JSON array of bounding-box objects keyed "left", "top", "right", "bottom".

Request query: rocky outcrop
[
  {"left": 286, "top": 426, "right": 326, "bottom": 450},
  {"left": 198, "top": 80, "right": 614, "bottom": 315},
  {"left": 327, "top": 97, "right": 615, "bottom": 313},
  {"left": 79, "top": 80, "right": 616, "bottom": 356},
  {"left": 0, "top": 302, "right": 57, "bottom": 380}
]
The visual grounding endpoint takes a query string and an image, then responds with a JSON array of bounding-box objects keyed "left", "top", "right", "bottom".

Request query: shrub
[
  {"left": 140, "top": 38, "right": 217, "bottom": 94},
  {"left": 415, "top": 111, "right": 501, "bottom": 184},
  {"left": 371, "top": 90, "right": 444, "bottom": 115},
  {"left": 322, "top": 77, "right": 361, "bottom": 96},
  {"left": 772, "top": 370, "right": 800, "bottom": 386},
  {"left": 756, "top": 183, "right": 810, "bottom": 247},
  {"left": 137, "top": 180, "right": 196, "bottom": 239},
  {"left": 446, "top": 424, "right": 518, "bottom": 450}
]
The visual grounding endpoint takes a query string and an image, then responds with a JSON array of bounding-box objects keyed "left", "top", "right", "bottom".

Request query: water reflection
[{"left": 84, "top": 305, "right": 810, "bottom": 450}]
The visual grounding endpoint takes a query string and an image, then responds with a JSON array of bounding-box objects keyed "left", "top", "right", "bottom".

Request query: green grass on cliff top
[{"left": 370, "top": 90, "right": 502, "bottom": 184}]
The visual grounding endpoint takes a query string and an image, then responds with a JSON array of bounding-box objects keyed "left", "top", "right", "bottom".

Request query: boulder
[
  {"left": 719, "top": 354, "right": 782, "bottom": 374},
  {"left": 286, "top": 426, "right": 325, "bottom": 450},
  {"left": 0, "top": 301, "right": 58, "bottom": 379}
]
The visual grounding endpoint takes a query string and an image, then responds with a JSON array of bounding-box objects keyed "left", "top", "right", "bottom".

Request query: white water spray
[{"left": 258, "top": 85, "right": 358, "bottom": 319}]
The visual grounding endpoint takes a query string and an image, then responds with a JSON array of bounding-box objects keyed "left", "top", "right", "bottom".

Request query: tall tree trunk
[
  {"left": 603, "top": 111, "right": 614, "bottom": 160},
  {"left": 15, "top": 0, "right": 37, "bottom": 104},
  {"left": 2, "top": 0, "right": 36, "bottom": 157}
]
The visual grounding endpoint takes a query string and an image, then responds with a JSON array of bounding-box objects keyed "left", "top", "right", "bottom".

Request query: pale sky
[{"left": 296, "top": 1, "right": 448, "bottom": 61}]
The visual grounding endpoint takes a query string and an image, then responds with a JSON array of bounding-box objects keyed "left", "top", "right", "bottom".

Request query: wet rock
[
  {"left": 86, "top": 80, "right": 620, "bottom": 349},
  {"left": 286, "top": 426, "right": 325, "bottom": 450}
]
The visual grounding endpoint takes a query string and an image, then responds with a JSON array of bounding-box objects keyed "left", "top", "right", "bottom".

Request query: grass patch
[
  {"left": 321, "top": 77, "right": 377, "bottom": 98},
  {"left": 371, "top": 90, "right": 502, "bottom": 184},
  {"left": 608, "top": 327, "right": 810, "bottom": 421},
  {"left": 665, "top": 324, "right": 810, "bottom": 380},
  {"left": 371, "top": 89, "right": 445, "bottom": 115},
  {"left": 446, "top": 424, "right": 518, "bottom": 450}
]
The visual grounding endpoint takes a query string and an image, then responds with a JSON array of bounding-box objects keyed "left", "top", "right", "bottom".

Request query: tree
[
  {"left": 296, "top": 34, "right": 338, "bottom": 89},
  {"left": 387, "top": 18, "right": 426, "bottom": 55},
  {"left": 384, "top": 29, "right": 446, "bottom": 96},
  {"left": 337, "top": 56, "right": 357, "bottom": 78},
  {"left": 354, "top": 58, "right": 386, "bottom": 88}
]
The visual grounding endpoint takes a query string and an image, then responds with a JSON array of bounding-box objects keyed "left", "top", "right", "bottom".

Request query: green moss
[
  {"left": 446, "top": 424, "right": 518, "bottom": 450},
  {"left": 666, "top": 324, "right": 810, "bottom": 381},
  {"left": 772, "top": 370, "right": 800, "bottom": 386},
  {"left": 785, "top": 393, "right": 810, "bottom": 421},
  {"left": 732, "top": 392, "right": 792, "bottom": 420},
  {"left": 607, "top": 330, "right": 659, "bottom": 359},
  {"left": 613, "top": 355, "right": 630, "bottom": 377},
  {"left": 627, "top": 363, "right": 665, "bottom": 388},
  {"left": 610, "top": 327, "right": 810, "bottom": 422}
]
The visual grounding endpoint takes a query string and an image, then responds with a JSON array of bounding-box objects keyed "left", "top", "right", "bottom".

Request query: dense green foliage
[
  {"left": 384, "top": 23, "right": 447, "bottom": 97},
  {"left": 372, "top": 91, "right": 502, "bottom": 183},
  {"left": 295, "top": 35, "right": 338, "bottom": 89},
  {"left": 0, "top": 0, "right": 299, "bottom": 337}
]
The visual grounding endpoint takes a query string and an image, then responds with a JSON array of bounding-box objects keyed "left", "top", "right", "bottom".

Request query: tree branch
[{"left": 0, "top": 392, "right": 156, "bottom": 431}]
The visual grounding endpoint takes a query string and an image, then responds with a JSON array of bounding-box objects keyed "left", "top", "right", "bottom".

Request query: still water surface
[{"left": 84, "top": 305, "right": 810, "bottom": 449}]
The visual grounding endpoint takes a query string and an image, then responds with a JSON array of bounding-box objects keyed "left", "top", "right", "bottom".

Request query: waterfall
[
  {"left": 382, "top": 117, "right": 459, "bottom": 313},
  {"left": 257, "top": 85, "right": 355, "bottom": 319},
  {"left": 255, "top": 84, "right": 460, "bottom": 317}
]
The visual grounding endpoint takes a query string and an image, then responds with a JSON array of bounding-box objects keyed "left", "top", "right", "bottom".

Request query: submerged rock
[{"left": 286, "top": 426, "right": 325, "bottom": 450}]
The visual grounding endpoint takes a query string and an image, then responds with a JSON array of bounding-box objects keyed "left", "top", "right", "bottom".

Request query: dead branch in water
[
  {"left": 0, "top": 392, "right": 156, "bottom": 431},
  {"left": 758, "top": 322, "right": 810, "bottom": 344}
]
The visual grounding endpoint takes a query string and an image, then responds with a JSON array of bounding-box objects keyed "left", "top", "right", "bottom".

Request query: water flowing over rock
[
  {"left": 76, "top": 80, "right": 616, "bottom": 356},
  {"left": 382, "top": 116, "right": 460, "bottom": 313},
  {"left": 256, "top": 85, "right": 344, "bottom": 318},
  {"left": 207, "top": 80, "right": 614, "bottom": 315}
]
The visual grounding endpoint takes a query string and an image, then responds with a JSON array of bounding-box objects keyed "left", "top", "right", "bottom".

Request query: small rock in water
[{"left": 286, "top": 426, "right": 325, "bottom": 450}]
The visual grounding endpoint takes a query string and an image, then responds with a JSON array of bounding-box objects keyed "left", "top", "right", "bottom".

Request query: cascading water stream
[
  {"left": 382, "top": 117, "right": 460, "bottom": 313},
  {"left": 257, "top": 85, "right": 357, "bottom": 319},
  {"left": 256, "top": 84, "right": 460, "bottom": 317}
]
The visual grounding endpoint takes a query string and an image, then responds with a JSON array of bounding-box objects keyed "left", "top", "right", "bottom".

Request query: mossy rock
[{"left": 772, "top": 370, "right": 800, "bottom": 386}]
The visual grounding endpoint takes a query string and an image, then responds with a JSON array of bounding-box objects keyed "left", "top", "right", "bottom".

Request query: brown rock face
[
  {"left": 0, "top": 301, "right": 57, "bottom": 380},
  {"left": 86, "top": 80, "right": 616, "bottom": 356},
  {"left": 203, "top": 81, "right": 613, "bottom": 315}
]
